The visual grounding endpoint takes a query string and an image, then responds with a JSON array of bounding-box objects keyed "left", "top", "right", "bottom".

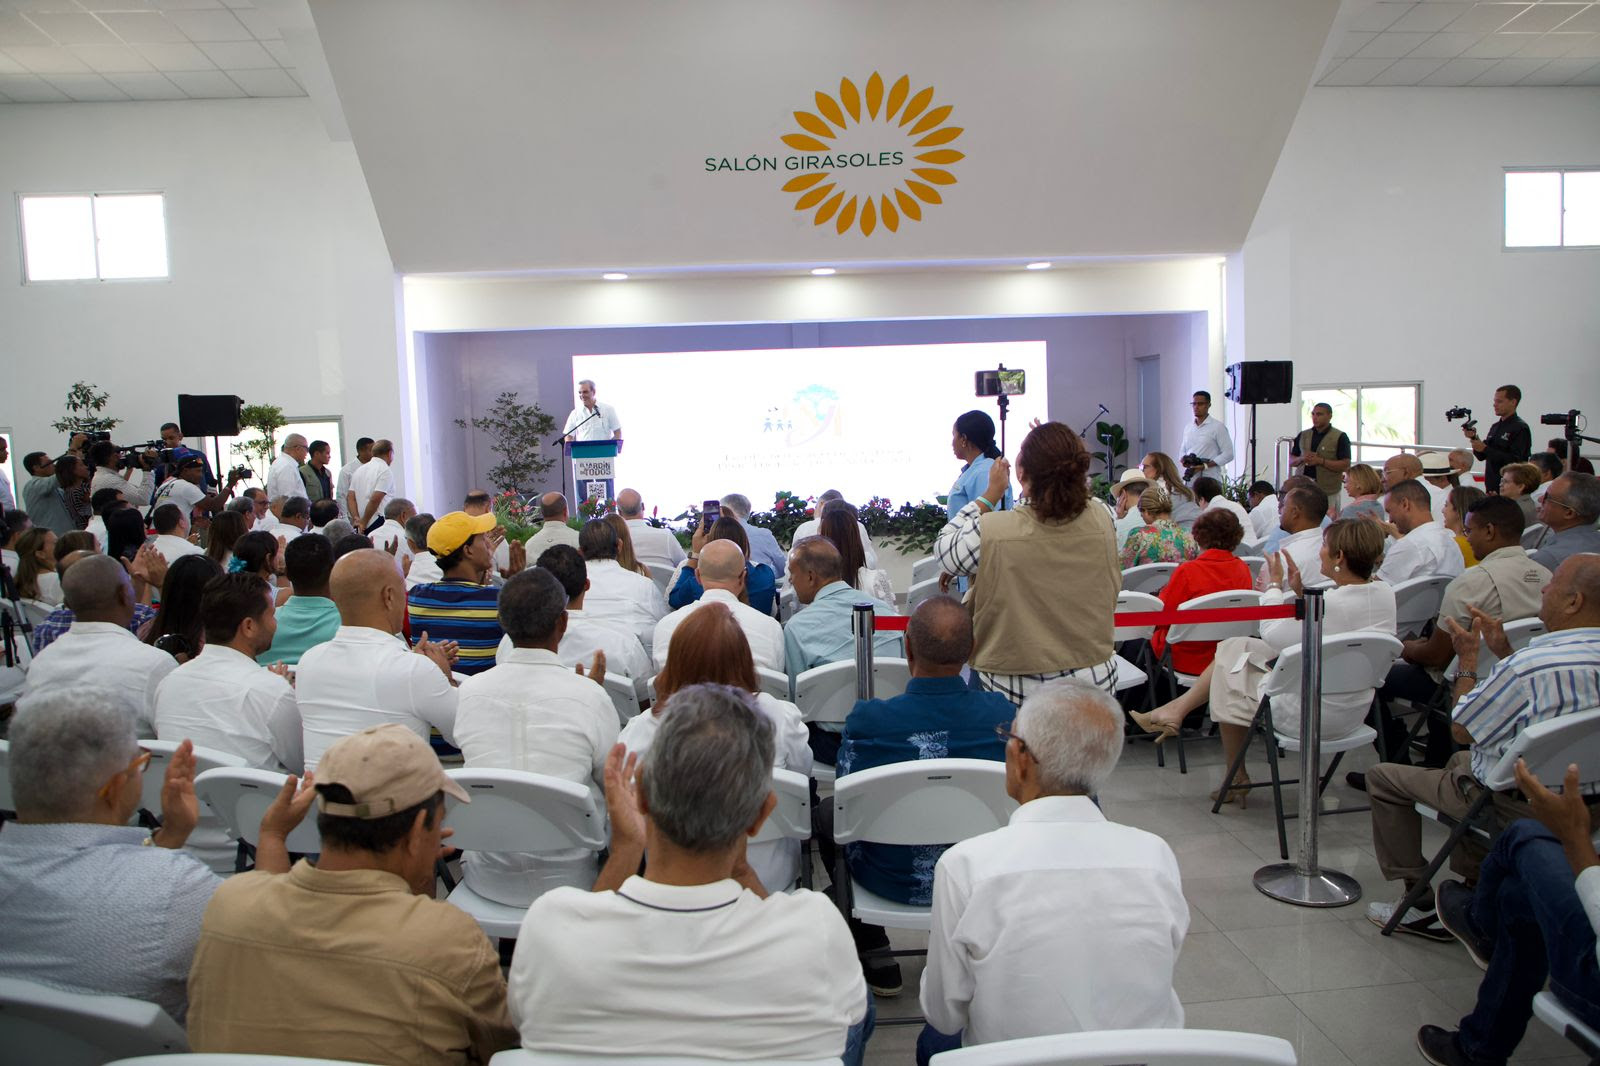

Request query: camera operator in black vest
[{"left": 1462, "top": 385, "right": 1531, "bottom": 494}]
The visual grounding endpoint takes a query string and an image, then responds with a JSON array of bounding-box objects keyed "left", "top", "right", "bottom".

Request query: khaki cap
[{"left": 316, "top": 724, "right": 469, "bottom": 819}]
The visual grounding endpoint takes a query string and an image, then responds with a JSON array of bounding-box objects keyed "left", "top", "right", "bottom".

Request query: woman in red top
[{"left": 1149, "top": 508, "right": 1252, "bottom": 674}]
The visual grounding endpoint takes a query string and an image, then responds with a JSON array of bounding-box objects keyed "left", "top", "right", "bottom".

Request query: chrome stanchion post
[
  {"left": 852, "top": 603, "right": 876, "bottom": 702},
  {"left": 1254, "top": 587, "right": 1363, "bottom": 907}
]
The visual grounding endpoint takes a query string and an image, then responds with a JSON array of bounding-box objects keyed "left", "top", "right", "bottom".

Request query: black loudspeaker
[
  {"left": 177, "top": 394, "right": 243, "bottom": 437},
  {"left": 1225, "top": 361, "right": 1293, "bottom": 405}
]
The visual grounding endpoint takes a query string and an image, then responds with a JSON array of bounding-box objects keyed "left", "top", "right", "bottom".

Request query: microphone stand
[
  {"left": 1077, "top": 404, "right": 1110, "bottom": 440},
  {"left": 550, "top": 408, "right": 604, "bottom": 508}
]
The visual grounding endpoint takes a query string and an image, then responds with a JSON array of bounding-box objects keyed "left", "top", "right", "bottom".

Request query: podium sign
[{"left": 569, "top": 439, "right": 620, "bottom": 505}]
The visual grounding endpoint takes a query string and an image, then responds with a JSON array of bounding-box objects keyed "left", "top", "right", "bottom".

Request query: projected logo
[
  {"left": 767, "top": 385, "right": 839, "bottom": 447},
  {"left": 779, "top": 73, "right": 964, "bottom": 237}
]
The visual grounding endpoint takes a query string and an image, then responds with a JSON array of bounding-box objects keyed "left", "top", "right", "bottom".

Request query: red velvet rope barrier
[{"left": 861, "top": 603, "right": 1298, "bottom": 632}]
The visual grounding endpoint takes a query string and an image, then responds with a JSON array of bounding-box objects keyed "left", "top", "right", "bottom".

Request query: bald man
[
  {"left": 515, "top": 492, "right": 580, "bottom": 566},
  {"left": 651, "top": 539, "right": 782, "bottom": 672},
  {"left": 1382, "top": 453, "right": 1424, "bottom": 491},
  {"left": 618, "top": 487, "right": 687, "bottom": 570},
  {"left": 294, "top": 549, "right": 461, "bottom": 771},
  {"left": 29, "top": 549, "right": 160, "bottom": 655},
  {"left": 22, "top": 554, "right": 178, "bottom": 735}
]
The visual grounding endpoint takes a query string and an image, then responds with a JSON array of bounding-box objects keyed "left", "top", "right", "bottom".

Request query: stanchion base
[{"left": 1253, "top": 863, "right": 1363, "bottom": 908}]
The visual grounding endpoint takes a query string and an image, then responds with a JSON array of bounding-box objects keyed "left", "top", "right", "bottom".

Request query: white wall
[
  {"left": 1239, "top": 86, "right": 1600, "bottom": 480},
  {"left": 0, "top": 99, "right": 402, "bottom": 487}
]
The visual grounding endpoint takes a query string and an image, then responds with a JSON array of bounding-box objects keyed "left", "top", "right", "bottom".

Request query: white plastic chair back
[
  {"left": 907, "top": 576, "right": 940, "bottom": 611},
  {"left": 139, "top": 740, "right": 247, "bottom": 822},
  {"left": 193, "top": 767, "right": 322, "bottom": 854},
  {"left": 833, "top": 758, "right": 1014, "bottom": 847},
  {"left": 485, "top": 1050, "right": 841, "bottom": 1066},
  {"left": 442, "top": 768, "right": 607, "bottom": 854},
  {"left": 778, "top": 585, "right": 798, "bottom": 623},
  {"left": 603, "top": 673, "right": 643, "bottom": 727},
  {"left": 1120, "top": 562, "right": 1177, "bottom": 595},
  {"left": 17, "top": 598, "right": 53, "bottom": 628},
  {"left": 751, "top": 767, "right": 812, "bottom": 844},
  {"left": 1391, "top": 574, "right": 1452, "bottom": 637},
  {"left": 1238, "top": 555, "right": 1267, "bottom": 583},
  {"left": 1522, "top": 523, "right": 1547, "bottom": 549},
  {"left": 0, "top": 738, "right": 11, "bottom": 812},
  {"left": 926, "top": 1028, "right": 1296, "bottom": 1065},
  {"left": 0, "top": 975, "right": 188, "bottom": 1065},
  {"left": 1533, "top": 989, "right": 1600, "bottom": 1054},
  {"left": 1474, "top": 617, "right": 1548, "bottom": 677},
  {"left": 1235, "top": 538, "right": 1265, "bottom": 558},
  {"left": 1112, "top": 591, "right": 1163, "bottom": 641},
  {"left": 872, "top": 657, "right": 911, "bottom": 701},
  {"left": 1480, "top": 707, "right": 1600, "bottom": 792},
  {"left": 756, "top": 665, "right": 793, "bottom": 702},
  {"left": 1165, "top": 590, "right": 1262, "bottom": 644},
  {"left": 794, "top": 660, "right": 858, "bottom": 726},
  {"left": 1264, "top": 631, "right": 1403, "bottom": 699},
  {"left": 645, "top": 562, "right": 675, "bottom": 596},
  {"left": 910, "top": 555, "right": 941, "bottom": 587}
]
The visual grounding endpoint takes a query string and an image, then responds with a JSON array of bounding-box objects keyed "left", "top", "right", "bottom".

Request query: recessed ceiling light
[
  {"left": 1025, "top": 261, "right": 1052, "bottom": 270},
  {"left": 602, "top": 272, "right": 628, "bottom": 281},
  {"left": 810, "top": 267, "right": 836, "bottom": 276}
]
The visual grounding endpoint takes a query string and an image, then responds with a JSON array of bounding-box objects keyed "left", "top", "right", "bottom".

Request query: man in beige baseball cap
[{"left": 187, "top": 724, "right": 515, "bottom": 1062}]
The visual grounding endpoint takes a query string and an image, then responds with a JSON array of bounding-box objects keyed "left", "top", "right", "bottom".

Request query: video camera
[
  {"left": 109, "top": 440, "right": 172, "bottom": 471},
  {"left": 1445, "top": 406, "right": 1477, "bottom": 433},
  {"left": 1542, "top": 409, "right": 1581, "bottom": 429}
]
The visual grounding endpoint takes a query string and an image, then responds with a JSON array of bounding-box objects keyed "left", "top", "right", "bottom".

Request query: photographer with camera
[
  {"left": 1458, "top": 385, "right": 1530, "bottom": 494},
  {"left": 87, "top": 440, "right": 156, "bottom": 508},
  {"left": 149, "top": 455, "right": 245, "bottom": 523},
  {"left": 1178, "top": 391, "right": 1234, "bottom": 481}
]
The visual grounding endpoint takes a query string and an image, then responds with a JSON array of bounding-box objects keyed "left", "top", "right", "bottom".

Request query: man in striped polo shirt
[{"left": 407, "top": 510, "right": 508, "bottom": 676}]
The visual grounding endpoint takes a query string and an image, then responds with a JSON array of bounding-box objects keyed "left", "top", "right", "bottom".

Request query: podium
[{"left": 567, "top": 439, "right": 620, "bottom": 505}]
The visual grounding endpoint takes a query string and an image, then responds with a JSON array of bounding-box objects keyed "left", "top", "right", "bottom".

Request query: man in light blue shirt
[{"left": 722, "top": 492, "right": 788, "bottom": 578}]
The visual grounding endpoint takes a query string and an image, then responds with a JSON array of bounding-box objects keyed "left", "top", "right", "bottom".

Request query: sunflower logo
[{"left": 779, "top": 73, "right": 964, "bottom": 237}]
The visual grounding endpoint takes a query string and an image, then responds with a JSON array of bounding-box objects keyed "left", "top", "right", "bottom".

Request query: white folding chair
[
  {"left": 1391, "top": 574, "right": 1452, "bottom": 639},
  {"left": 1238, "top": 555, "right": 1267, "bottom": 583},
  {"left": 0, "top": 738, "right": 13, "bottom": 814},
  {"left": 0, "top": 976, "right": 188, "bottom": 1065},
  {"left": 751, "top": 767, "right": 813, "bottom": 890},
  {"left": 1112, "top": 591, "right": 1161, "bottom": 730},
  {"left": 193, "top": 766, "right": 323, "bottom": 856},
  {"left": 17, "top": 598, "right": 53, "bottom": 629},
  {"left": 778, "top": 585, "right": 798, "bottom": 624},
  {"left": 603, "top": 673, "right": 644, "bottom": 727},
  {"left": 1120, "top": 562, "right": 1177, "bottom": 595},
  {"left": 927, "top": 1028, "right": 1296, "bottom": 1065},
  {"left": 910, "top": 555, "right": 941, "bottom": 588},
  {"left": 1152, "top": 589, "right": 1263, "bottom": 773},
  {"left": 1522, "top": 523, "right": 1548, "bottom": 550},
  {"left": 139, "top": 740, "right": 248, "bottom": 826},
  {"left": 1384, "top": 706, "right": 1600, "bottom": 935},
  {"left": 831, "top": 758, "right": 1015, "bottom": 933},
  {"left": 1215, "top": 633, "right": 1402, "bottom": 859},
  {"left": 756, "top": 665, "right": 793, "bottom": 702},
  {"left": 1534, "top": 989, "right": 1600, "bottom": 1060},
  {"left": 1235, "top": 537, "right": 1265, "bottom": 558},
  {"left": 907, "top": 576, "right": 940, "bottom": 611},
  {"left": 487, "top": 1051, "right": 841, "bottom": 1066},
  {"left": 645, "top": 562, "right": 675, "bottom": 596},
  {"left": 872, "top": 656, "right": 911, "bottom": 701},
  {"left": 794, "top": 660, "right": 858, "bottom": 792},
  {"left": 441, "top": 767, "right": 608, "bottom": 940},
  {"left": 109, "top": 1056, "right": 384, "bottom": 1065}
]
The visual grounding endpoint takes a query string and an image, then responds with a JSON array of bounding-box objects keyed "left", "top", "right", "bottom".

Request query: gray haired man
[
  {"left": 720, "top": 492, "right": 788, "bottom": 577},
  {"left": 508, "top": 685, "right": 870, "bottom": 1064}
]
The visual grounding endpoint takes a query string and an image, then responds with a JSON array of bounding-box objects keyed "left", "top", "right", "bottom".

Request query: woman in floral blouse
[{"left": 1120, "top": 486, "right": 1200, "bottom": 567}]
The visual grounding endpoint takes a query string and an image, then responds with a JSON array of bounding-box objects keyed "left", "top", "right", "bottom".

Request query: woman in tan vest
[{"left": 933, "top": 421, "right": 1122, "bottom": 707}]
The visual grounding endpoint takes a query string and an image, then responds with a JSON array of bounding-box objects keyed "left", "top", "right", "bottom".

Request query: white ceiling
[
  {"left": 1319, "top": 1, "right": 1600, "bottom": 84},
  {"left": 0, "top": 0, "right": 308, "bottom": 102}
]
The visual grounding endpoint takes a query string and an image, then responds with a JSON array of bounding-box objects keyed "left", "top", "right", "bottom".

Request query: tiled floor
[{"left": 857, "top": 734, "right": 1589, "bottom": 1065}]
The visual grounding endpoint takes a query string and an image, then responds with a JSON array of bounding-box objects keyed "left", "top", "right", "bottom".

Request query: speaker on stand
[
  {"left": 177, "top": 394, "right": 244, "bottom": 488},
  {"left": 1224, "top": 362, "right": 1293, "bottom": 481}
]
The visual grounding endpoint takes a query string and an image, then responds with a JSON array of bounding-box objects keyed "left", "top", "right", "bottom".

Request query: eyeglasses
[
  {"left": 995, "top": 720, "right": 1030, "bottom": 756},
  {"left": 1542, "top": 494, "right": 1575, "bottom": 512},
  {"left": 132, "top": 747, "right": 152, "bottom": 775}
]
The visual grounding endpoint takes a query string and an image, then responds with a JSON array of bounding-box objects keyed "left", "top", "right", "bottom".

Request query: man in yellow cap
[
  {"left": 187, "top": 723, "right": 517, "bottom": 1062},
  {"left": 408, "top": 509, "right": 510, "bottom": 676}
]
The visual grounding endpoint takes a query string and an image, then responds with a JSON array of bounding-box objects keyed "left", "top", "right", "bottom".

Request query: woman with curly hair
[
  {"left": 934, "top": 421, "right": 1121, "bottom": 706},
  {"left": 1120, "top": 486, "right": 1201, "bottom": 568}
]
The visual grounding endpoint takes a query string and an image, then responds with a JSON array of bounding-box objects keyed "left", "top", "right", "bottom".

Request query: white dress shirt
[
  {"left": 348, "top": 458, "right": 393, "bottom": 527},
  {"left": 920, "top": 795, "right": 1187, "bottom": 1045},
  {"left": 454, "top": 646, "right": 620, "bottom": 907},
  {"left": 34, "top": 571, "right": 63, "bottom": 606},
  {"left": 84, "top": 515, "right": 108, "bottom": 553},
  {"left": 405, "top": 550, "right": 443, "bottom": 590},
  {"left": 266, "top": 454, "right": 308, "bottom": 502},
  {"left": 295, "top": 624, "right": 458, "bottom": 772},
  {"left": 618, "top": 692, "right": 811, "bottom": 892},
  {"left": 369, "top": 518, "right": 413, "bottom": 571},
  {"left": 624, "top": 518, "right": 687, "bottom": 569},
  {"left": 562, "top": 401, "right": 622, "bottom": 441},
  {"left": 91, "top": 466, "right": 149, "bottom": 507},
  {"left": 1276, "top": 526, "right": 1332, "bottom": 589},
  {"left": 789, "top": 517, "right": 879, "bottom": 569},
  {"left": 582, "top": 558, "right": 668, "bottom": 653},
  {"left": 509, "top": 875, "right": 864, "bottom": 1060},
  {"left": 1204, "top": 496, "right": 1253, "bottom": 537},
  {"left": 23, "top": 620, "right": 178, "bottom": 737},
  {"left": 334, "top": 458, "right": 362, "bottom": 520},
  {"left": 154, "top": 643, "right": 303, "bottom": 773},
  {"left": 1377, "top": 518, "right": 1466, "bottom": 586},
  {"left": 1257, "top": 580, "right": 1398, "bottom": 738},
  {"left": 495, "top": 610, "right": 652, "bottom": 699},
  {"left": 652, "top": 588, "right": 786, "bottom": 674},
  {"left": 1248, "top": 494, "right": 1279, "bottom": 541},
  {"left": 1179, "top": 415, "right": 1235, "bottom": 471},
  {"left": 502, "top": 521, "right": 581, "bottom": 574},
  {"left": 150, "top": 533, "right": 203, "bottom": 565},
  {"left": 1424, "top": 480, "right": 1452, "bottom": 518}
]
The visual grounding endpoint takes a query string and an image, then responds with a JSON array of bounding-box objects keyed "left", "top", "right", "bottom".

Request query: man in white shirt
[
  {"left": 1193, "top": 476, "right": 1252, "bottom": 536},
  {"left": 721, "top": 492, "right": 788, "bottom": 577},
  {"left": 334, "top": 436, "right": 373, "bottom": 522},
  {"left": 653, "top": 540, "right": 784, "bottom": 673},
  {"left": 1376, "top": 478, "right": 1466, "bottom": 586},
  {"left": 919, "top": 678, "right": 1186, "bottom": 1060},
  {"left": 561, "top": 379, "right": 623, "bottom": 445},
  {"left": 273, "top": 497, "right": 310, "bottom": 543},
  {"left": 369, "top": 497, "right": 417, "bottom": 572},
  {"left": 295, "top": 548, "right": 459, "bottom": 771},
  {"left": 616, "top": 487, "right": 686, "bottom": 569},
  {"left": 22, "top": 554, "right": 178, "bottom": 736},
  {"left": 1271, "top": 485, "right": 1332, "bottom": 589},
  {"left": 508, "top": 685, "right": 869, "bottom": 1063},
  {"left": 266, "top": 434, "right": 310, "bottom": 504},
  {"left": 456, "top": 567, "right": 619, "bottom": 907},
  {"left": 1246, "top": 480, "right": 1279, "bottom": 542},
  {"left": 1178, "top": 390, "right": 1234, "bottom": 480},
  {"left": 504, "top": 544, "right": 651, "bottom": 694},
  {"left": 789, "top": 489, "right": 878, "bottom": 569},
  {"left": 577, "top": 518, "right": 667, "bottom": 654},
  {"left": 347, "top": 439, "right": 395, "bottom": 535},
  {"left": 402, "top": 513, "right": 445, "bottom": 590},
  {"left": 149, "top": 503, "right": 204, "bottom": 564},
  {"left": 501, "top": 494, "right": 580, "bottom": 575}
]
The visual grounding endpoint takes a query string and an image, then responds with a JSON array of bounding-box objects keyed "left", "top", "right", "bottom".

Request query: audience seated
[
  {"left": 257, "top": 533, "right": 340, "bottom": 665},
  {"left": 668, "top": 514, "right": 778, "bottom": 617},
  {"left": 509, "top": 492, "right": 579, "bottom": 569},
  {"left": 721, "top": 492, "right": 789, "bottom": 577},
  {"left": 203, "top": 510, "right": 246, "bottom": 570},
  {"left": 1139, "top": 452, "right": 1202, "bottom": 529},
  {"left": 150, "top": 502, "right": 203, "bottom": 564},
  {"left": 918, "top": 679, "right": 1186, "bottom": 1063},
  {"left": 794, "top": 488, "right": 882, "bottom": 569},
  {"left": 1246, "top": 479, "right": 1279, "bottom": 541},
  {"left": 30, "top": 548, "right": 156, "bottom": 655},
  {"left": 1499, "top": 462, "right": 1543, "bottom": 524},
  {"left": 821, "top": 501, "right": 896, "bottom": 604},
  {"left": 509, "top": 685, "right": 867, "bottom": 1064},
  {"left": 369, "top": 497, "right": 417, "bottom": 571},
  {"left": 1, "top": 508, "right": 29, "bottom": 572},
  {"left": 276, "top": 496, "right": 311, "bottom": 541},
  {"left": 1531, "top": 452, "right": 1564, "bottom": 501},
  {"left": 23, "top": 554, "right": 178, "bottom": 735},
  {"left": 308, "top": 497, "right": 340, "bottom": 532},
  {"left": 1339, "top": 463, "right": 1386, "bottom": 522},
  {"left": 620, "top": 604, "right": 811, "bottom": 892},
  {"left": 604, "top": 511, "right": 652, "bottom": 577},
  {"left": 297, "top": 549, "right": 459, "bottom": 771},
  {"left": 1192, "top": 476, "right": 1252, "bottom": 534},
  {"left": 1420, "top": 452, "right": 1458, "bottom": 514},
  {"left": 1150, "top": 509, "right": 1253, "bottom": 675},
  {"left": 456, "top": 567, "right": 619, "bottom": 907},
  {"left": 187, "top": 724, "right": 517, "bottom": 1061},
  {"left": 654, "top": 538, "right": 784, "bottom": 672},
  {"left": 1270, "top": 483, "right": 1333, "bottom": 588},
  {"left": 1442, "top": 486, "right": 1487, "bottom": 567},
  {"left": 407, "top": 510, "right": 504, "bottom": 676},
  {"left": 85, "top": 486, "right": 129, "bottom": 554},
  {"left": 1364, "top": 554, "right": 1600, "bottom": 940},
  {"left": 1548, "top": 437, "right": 1596, "bottom": 476},
  {"left": 402, "top": 512, "right": 442, "bottom": 588},
  {"left": 577, "top": 517, "right": 668, "bottom": 653},
  {"left": 12, "top": 527, "right": 60, "bottom": 605},
  {"left": 1376, "top": 478, "right": 1467, "bottom": 584},
  {"left": 1110, "top": 468, "right": 1154, "bottom": 546},
  {"left": 614, "top": 487, "right": 686, "bottom": 569},
  {"left": 1529, "top": 472, "right": 1600, "bottom": 571},
  {"left": 1120, "top": 486, "right": 1200, "bottom": 567}
]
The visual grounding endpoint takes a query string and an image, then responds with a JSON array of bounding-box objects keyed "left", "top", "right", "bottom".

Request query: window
[
  {"left": 1504, "top": 168, "right": 1600, "bottom": 249},
  {"left": 197, "top": 419, "right": 345, "bottom": 493},
  {"left": 19, "top": 193, "right": 169, "bottom": 282},
  {"left": 1299, "top": 384, "right": 1420, "bottom": 464}
]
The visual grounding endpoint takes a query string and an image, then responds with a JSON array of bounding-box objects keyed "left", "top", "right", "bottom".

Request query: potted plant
[
  {"left": 455, "top": 392, "right": 557, "bottom": 494},
  {"left": 50, "top": 381, "right": 121, "bottom": 438}
]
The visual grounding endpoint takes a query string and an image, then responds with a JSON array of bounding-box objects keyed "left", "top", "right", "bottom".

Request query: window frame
[
  {"left": 16, "top": 190, "right": 172, "bottom": 285},
  {"left": 1297, "top": 381, "right": 1423, "bottom": 464},
  {"left": 1502, "top": 166, "right": 1600, "bottom": 252}
]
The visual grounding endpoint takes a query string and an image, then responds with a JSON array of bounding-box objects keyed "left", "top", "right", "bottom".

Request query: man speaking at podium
[{"left": 562, "top": 379, "right": 623, "bottom": 451}]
